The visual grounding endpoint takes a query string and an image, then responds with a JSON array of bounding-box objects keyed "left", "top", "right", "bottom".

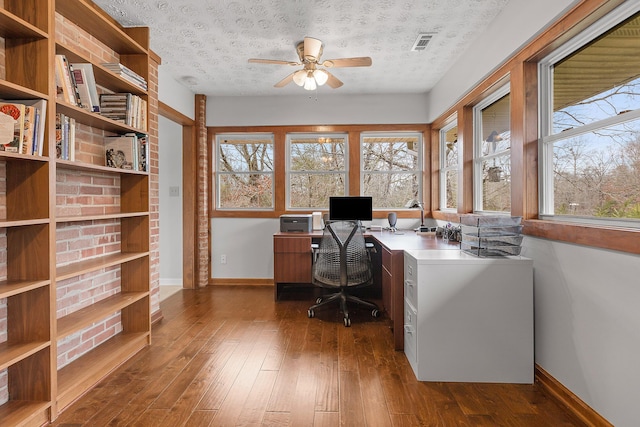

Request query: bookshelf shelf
[
  {"left": 1, "top": 0, "right": 153, "bottom": 423},
  {"left": 0, "top": 279, "right": 50, "bottom": 299},
  {"left": 0, "top": 8, "right": 48, "bottom": 39},
  {"left": 57, "top": 291, "right": 148, "bottom": 339},
  {"left": 0, "top": 341, "right": 50, "bottom": 371},
  {"left": 56, "top": 212, "right": 149, "bottom": 224},
  {"left": 0, "top": 79, "right": 48, "bottom": 101},
  {"left": 0, "top": 400, "right": 51, "bottom": 427},
  {"left": 56, "top": 251, "right": 149, "bottom": 282},
  {"left": 55, "top": 0, "right": 148, "bottom": 54},
  {"left": 56, "top": 43, "right": 148, "bottom": 96},
  {"left": 56, "top": 101, "right": 144, "bottom": 134},
  {"left": 56, "top": 158, "right": 148, "bottom": 176},
  {"left": 56, "top": 331, "right": 149, "bottom": 410}
]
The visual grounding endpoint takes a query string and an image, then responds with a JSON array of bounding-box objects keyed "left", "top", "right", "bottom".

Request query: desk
[{"left": 273, "top": 229, "right": 459, "bottom": 350}]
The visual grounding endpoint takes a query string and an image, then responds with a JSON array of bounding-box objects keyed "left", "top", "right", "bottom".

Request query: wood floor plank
[
  {"left": 339, "top": 370, "right": 367, "bottom": 426},
  {"left": 315, "top": 321, "right": 339, "bottom": 412},
  {"left": 235, "top": 370, "right": 278, "bottom": 425},
  {"left": 183, "top": 410, "right": 216, "bottom": 427},
  {"left": 196, "top": 321, "right": 264, "bottom": 411},
  {"left": 50, "top": 286, "right": 587, "bottom": 427},
  {"left": 211, "top": 325, "right": 279, "bottom": 424}
]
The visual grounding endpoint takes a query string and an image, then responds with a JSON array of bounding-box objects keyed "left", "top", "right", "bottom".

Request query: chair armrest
[{"left": 311, "top": 243, "right": 320, "bottom": 262}]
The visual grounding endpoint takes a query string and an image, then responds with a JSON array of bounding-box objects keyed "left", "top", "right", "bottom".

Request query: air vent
[{"left": 411, "top": 33, "right": 435, "bottom": 51}]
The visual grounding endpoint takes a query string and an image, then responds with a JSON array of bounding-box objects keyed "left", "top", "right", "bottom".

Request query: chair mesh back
[{"left": 313, "top": 220, "right": 373, "bottom": 288}]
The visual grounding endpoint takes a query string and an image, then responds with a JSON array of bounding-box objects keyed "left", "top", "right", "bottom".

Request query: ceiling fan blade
[
  {"left": 274, "top": 72, "right": 296, "bottom": 88},
  {"left": 324, "top": 71, "right": 343, "bottom": 89},
  {"left": 322, "top": 57, "right": 372, "bottom": 68},
  {"left": 249, "top": 58, "right": 300, "bottom": 66},
  {"left": 303, "top": 37, "right": 323, "bottom": 61}
]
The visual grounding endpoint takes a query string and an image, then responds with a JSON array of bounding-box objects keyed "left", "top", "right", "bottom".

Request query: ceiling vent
[{"left": 411, "top": 33, "right": 435, "bottom": 51}]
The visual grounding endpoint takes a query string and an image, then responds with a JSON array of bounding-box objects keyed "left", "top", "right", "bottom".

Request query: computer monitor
[{"left": 329, "top": 196, "right": 373, "bottom": 221}]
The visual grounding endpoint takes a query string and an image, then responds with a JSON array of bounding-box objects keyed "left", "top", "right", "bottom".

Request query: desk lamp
[{"left": 406, "top": 199, "right": 429, "bottom": 232}]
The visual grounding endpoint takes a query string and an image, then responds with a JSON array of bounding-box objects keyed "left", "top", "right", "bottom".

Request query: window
[
  {"left": 540, "top": 4, "right": 640, "bottom": 223},
  {"left": 361, "top": 133, "right": 422, "bottom": 209},
  {"left": 439, "top": 121, "right": 458, "bottom": 210},
  {"left": 288, "top": 133, "right": 347, "bottom": 209},
  {"left": 473, "top": 87, "right": 511, "bottom": 212},
  {"left": 215, "top": 134, "right": 274, "bottom": 209}
]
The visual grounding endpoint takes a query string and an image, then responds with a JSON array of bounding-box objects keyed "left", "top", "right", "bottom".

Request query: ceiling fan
[{"left": 248, "top": 37, "right": 372, "bottom": 90}]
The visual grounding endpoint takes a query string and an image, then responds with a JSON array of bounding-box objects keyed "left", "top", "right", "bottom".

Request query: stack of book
[
  {"left": 0, "top": 99, "right": 47, "bottom": 156},
  {"left": 105, "top": 133, "right": 148, "bottom": 172},
  {"left": 102, "top": 62, "right": 148, "bottom": 91},
  {"left": 99, "top": 93, "right": 147, "bottom": 131},
  {"left": 55, "top": 55, "right": 100, "bottom": 112},
  {"left": 56, "top": 112, "right": 76, "bottom": 161}
]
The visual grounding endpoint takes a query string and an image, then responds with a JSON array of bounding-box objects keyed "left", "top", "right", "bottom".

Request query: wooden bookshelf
[{"left": 0, "top": 0, "right": 153, "bottom": 423}]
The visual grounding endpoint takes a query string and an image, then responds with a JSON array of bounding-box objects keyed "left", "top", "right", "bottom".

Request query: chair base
[{"left": 308, "top": 288, "right": 380, "bottom": 327}]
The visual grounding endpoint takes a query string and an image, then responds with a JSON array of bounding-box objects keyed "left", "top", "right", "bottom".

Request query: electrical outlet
[
  {"left": 169, "top": 186, "right": 180, "bottom": 197},
  {"left": 220, "top": 254, "right": 227, "bottom": 264}
]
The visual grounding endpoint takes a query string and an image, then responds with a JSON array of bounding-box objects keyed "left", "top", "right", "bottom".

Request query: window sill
[{"left": 523, "top": 219, "right": 640, "bottom": 255}]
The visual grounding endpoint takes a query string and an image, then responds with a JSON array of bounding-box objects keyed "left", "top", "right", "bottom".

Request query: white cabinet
[{"left": 404, "top": 249, "right": 533, "bottom": 383}]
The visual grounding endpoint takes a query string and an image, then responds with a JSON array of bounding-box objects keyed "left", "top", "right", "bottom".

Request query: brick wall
[
  {"left": 196, "top": 96, "right": 209, "bottom": 287},
  {"left": 148, "top": 55, "right": 160, "bottom": 312}
]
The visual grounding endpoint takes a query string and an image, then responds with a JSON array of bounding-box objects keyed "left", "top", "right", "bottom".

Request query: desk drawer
[{"left": 274, "top": 236, "right": 312, "bottom": 253}]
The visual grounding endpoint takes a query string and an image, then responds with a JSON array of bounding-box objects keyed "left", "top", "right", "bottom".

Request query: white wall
[
  {"left": 158, "top": 116, "right": 184, "bottom": 285},
  {"left": 158, "top": 65, "right": 196, "bottom": 120},
  {"left": 207, "top": 93, "right": 429, "bottom": 127},
  {"left": 523, "top": 237, "right": 640, "bottom": 427},
  {"left": 427, "top": 0, "right": 578, "bottom": 121}
]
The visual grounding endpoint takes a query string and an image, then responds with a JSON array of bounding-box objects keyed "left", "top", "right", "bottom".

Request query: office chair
[{"left": 307, "top": 220, "right": 380, "bottom": 327}]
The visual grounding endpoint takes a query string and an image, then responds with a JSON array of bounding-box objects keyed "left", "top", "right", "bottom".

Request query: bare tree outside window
[
  {"left": 439, "top": 123, "right": 458, "bottom": 210},
  {"left": 216, "top": 135, "right": 274, "bottom": 209},
  {"left": 542, "top": 11, "right": 640, "bottom": 221},
  {"left": 361, "top": 134, "right": 421, "bottom": 208},
  {"left": 288, "top": 135, "right": 346, "bottom": 209}
]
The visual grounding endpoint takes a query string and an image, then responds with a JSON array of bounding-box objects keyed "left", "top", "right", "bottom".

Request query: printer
[{"left": 280, "top": 214, "right": 313, "bottom": 232}]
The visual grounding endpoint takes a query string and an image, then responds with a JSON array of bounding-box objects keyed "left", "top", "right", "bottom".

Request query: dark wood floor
[{"left": 51, "top": 286, "right": 583, "bottom": 426}]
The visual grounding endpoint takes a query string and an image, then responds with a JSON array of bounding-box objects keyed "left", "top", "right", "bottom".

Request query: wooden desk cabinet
[
  {"left": 273, "top": 234, "right": 313, "bottom": 299},
  {"left": 273, "top": 230, "right": 458, "bottom": 351}
]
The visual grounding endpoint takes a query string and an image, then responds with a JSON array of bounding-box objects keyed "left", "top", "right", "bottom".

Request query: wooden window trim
[
  {"left": 431, "top": 0, "right": 640, "bottom": 255},
  {"left": 209, "top": 124, "right": 429, "bottom": 219}
]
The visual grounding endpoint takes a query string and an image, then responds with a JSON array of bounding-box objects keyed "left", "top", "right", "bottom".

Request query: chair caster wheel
[
  {"left": 343, "top": 317, "right": 351, "bottom": 327},
  {"left": 371, "top": 309, "right": 379, "bottom": 318},
  {"left": 316, "top": 297, "right": 323, "bottom": 304},
  {"left": 308, "top": 309, "right": 315, "bottom": 318}
]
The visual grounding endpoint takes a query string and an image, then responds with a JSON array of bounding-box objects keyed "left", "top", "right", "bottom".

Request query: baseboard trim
[
  {"left": 209, "top": 278, "right": 274, "bottom": 287},
  {"left": 535, "top": 364, "right": 612, "bottom": 427},
  {"left": 151, "top": 309, "right": 164, "bottom": 326}
]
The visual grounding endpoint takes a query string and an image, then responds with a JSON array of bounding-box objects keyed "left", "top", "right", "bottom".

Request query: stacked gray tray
[{"left": 459, "top": 215, "right": 523, "bottom": 257}]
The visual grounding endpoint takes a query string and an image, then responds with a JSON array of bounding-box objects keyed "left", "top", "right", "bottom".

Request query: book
[
  {"left": 55, "top": 113, "right": 64, "bottom": 158},
  {"left": 63, "top": 57, "right": 83, "bottom": 107},
  {"left": 71, "top": 63, "right": 100, "bottom": 112},
  {"left": 20, "top": 105, "right": 36, "bottom": 155},
  {"left": 105, "top": 134, "right": 136, "bottom": 169},
  {"left": 0, "top": 102, "right": 25, "bottom": 153},
  {"left": 10, "top": 99, "right": 47, "bottom": 156},
  {"left": 55, "top": 55, "right": 76, "bottom": 105}
]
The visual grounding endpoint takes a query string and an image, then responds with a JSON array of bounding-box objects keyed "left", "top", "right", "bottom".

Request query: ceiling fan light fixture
[
  {"left": 313, "top": 69, "right": 329, "bottom": 86},
  {"left": 304, "top": 74, "right": 317, "bottom": 91},
  {"left": 292, "top": 69, "right": 307, "bottom": 86}
]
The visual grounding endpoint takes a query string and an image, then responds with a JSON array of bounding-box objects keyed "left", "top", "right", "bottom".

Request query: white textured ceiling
[{"left": 93, "top": 0, "right": 510, "bottom": 96}]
